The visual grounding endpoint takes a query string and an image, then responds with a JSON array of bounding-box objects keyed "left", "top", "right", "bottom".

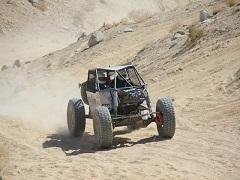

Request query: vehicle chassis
[
  {"left": 67, "top": 65, "right": 175, "bottom": 148},
  {"left": 84, "top": 65, "right": 163, "bottom": 129}
]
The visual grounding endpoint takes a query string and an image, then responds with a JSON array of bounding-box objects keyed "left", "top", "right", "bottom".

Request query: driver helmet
[{"left": 108, "top": 71, "right": 117, "bottom": 81}]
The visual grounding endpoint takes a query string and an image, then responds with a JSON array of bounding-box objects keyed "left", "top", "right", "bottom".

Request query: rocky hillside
[{"left": 0, "top": 0, "right": 191, "bottom": 66}]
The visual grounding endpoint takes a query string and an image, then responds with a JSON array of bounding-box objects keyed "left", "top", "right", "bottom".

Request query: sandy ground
[{"left": 0, "top": 0, "right": 240, "bottom": 179}]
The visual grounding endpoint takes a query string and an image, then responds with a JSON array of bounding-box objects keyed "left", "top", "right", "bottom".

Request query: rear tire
[
  {"left": 67, "top": 98, "right": 86, "bottom": 137},
  {"left": 156, "top": 97, "right": 176, "bottom": 138},
  {"left": 93, "top": 106, "right": 113, "bottom": 148},
  {"left": 81, "top": 82, "right": 89, "bottom": 105}
]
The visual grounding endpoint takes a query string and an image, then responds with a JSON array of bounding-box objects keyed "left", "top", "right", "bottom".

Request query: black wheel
[
  {"left": 67, "top": 98, "right": 86, "bottom": 137},
  {"left": 93, "top": 106, "right": 113, "bottom": 148},
  {"left": 156, "top": 97, "right": 176, "bottom": 138},
  {"left": 81, "top": 82, "right": 89, "bottom": 105}
]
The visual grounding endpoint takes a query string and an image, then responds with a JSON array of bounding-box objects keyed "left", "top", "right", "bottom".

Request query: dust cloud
[{"left": 0, "top": 70, "right": 80, "bottom": 132}]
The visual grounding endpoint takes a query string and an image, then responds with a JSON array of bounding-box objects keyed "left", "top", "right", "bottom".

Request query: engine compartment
[{"left": 117, "top": 88, "right": 145, "bottom": 115}]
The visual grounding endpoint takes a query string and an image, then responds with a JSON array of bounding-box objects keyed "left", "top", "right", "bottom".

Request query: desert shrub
[
  {"left": 225, "top": 0, "right": 237, "bottom": 7},
  {"left": 99, "top": 0, "right": 107, "bottom": 4},
  {"left": 188, "top": 26, "right": 204, "bottom": 43}
]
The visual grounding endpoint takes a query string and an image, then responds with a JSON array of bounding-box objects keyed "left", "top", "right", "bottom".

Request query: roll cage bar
[
  {"left": 85, "top": 65, "right": 153, "bottom": 118},
  {"left": 89, "top": 65, "right": 145, "bottom": 91}
]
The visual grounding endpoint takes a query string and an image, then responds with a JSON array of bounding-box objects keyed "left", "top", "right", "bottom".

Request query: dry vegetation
[
  {"left": 225, "top": 0, "right": 237, "bottom": 7},
  {"left": 188, "top": 25, "right": 204, "bottom": 43}
]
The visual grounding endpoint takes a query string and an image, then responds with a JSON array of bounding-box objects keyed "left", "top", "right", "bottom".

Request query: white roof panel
[{"left": 96, "top": 65, "right": 133, "bottom": 71}]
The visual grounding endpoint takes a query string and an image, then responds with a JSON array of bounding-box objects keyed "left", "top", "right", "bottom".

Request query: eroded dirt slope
[{"left": 0, "top": 0, "right": 191, "bottom": 66}]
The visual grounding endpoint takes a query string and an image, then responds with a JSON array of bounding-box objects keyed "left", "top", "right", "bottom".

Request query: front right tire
[
  {"left": 93, "top": 106, "right": 113, "bottom": 148},
  {"left": 156, "top": 97, "right": 176, "bottom": 138}
]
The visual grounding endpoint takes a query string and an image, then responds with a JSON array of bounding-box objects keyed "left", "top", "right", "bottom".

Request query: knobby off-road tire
[
  {"left": 156, "top": 97, "right": 176, "bottom": 138},
  {"left": 93, "top": 106, "right": 113, "bottom": 148},
  {"left": 67, "top": 98, "right": 86, "bottom": 137},
  {"left": 81, "top": 82, "right": 89, "bottom": 105}
]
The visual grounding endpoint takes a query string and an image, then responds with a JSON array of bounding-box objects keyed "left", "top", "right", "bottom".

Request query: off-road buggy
[{"left": 67, "top": 65, "right": 175, "bottom": 148}]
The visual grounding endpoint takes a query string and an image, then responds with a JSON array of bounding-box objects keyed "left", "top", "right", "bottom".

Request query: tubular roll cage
[
  {"left": 87, "top": 65, "right": 162, "bottom": 128},
  {"left": 92, "top": 65, "right": 145, "bottom": 90}
]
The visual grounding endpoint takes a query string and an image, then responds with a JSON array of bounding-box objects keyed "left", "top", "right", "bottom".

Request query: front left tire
[{"left": 67, "top": 98, "right": 86, "bottom": 137}]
